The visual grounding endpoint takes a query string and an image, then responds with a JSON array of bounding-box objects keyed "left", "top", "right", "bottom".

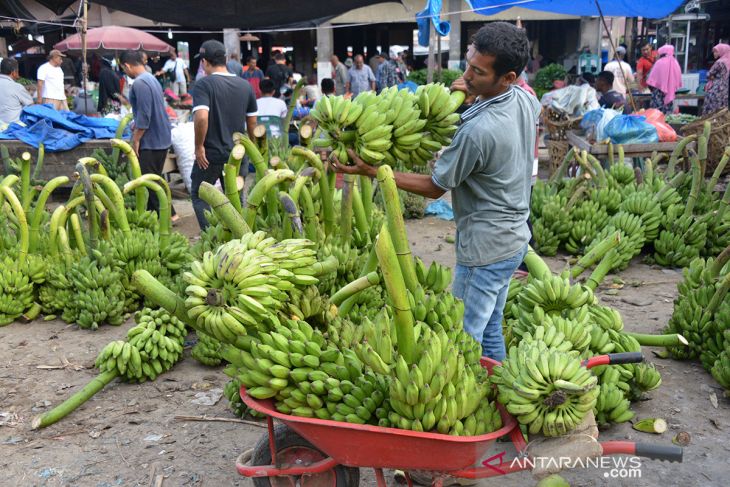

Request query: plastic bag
[
  {"left": 604, "top": 115, "right": 658, "bottom": 145},
  {"left": 580, "top": 108, "right": 619, "bottom": 141},
  {"left": 171, "top": 122, "right": 195, "bottom": 192},
  {"left": 632, "top": 109, "right": 677, "bottom": 142}
]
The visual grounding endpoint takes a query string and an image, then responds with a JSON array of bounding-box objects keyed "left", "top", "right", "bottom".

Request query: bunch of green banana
[
  {"left": 413, "top": 257, "right": 453, "bottom": 293},
  {"left": 589, "top": 305, "right": 624, "bottom": 332},
  {"left": 223, "top": 378, "right": 265, "bottom": 418},
  {"left": 502, "top": 278, "right": 525, "bottom": 322},
  {"left": 285, "top": 284, "right": 335, "bottom": 325},
  {"left": 630, "top": 362, "right": 662, "bottom": 395},
  {"left": 406, "top": 284, "right": 464, "bottom": 332},
  {"left": 350, "top": 90, "right": 397, "bottom": 166},
  {"left": 191, "top": 331, "right": 224, "bottom": 366},
  {"left": 619, "top": 190, "right": 663, "bottom": 242},
  {"left": 318, "top": 238, "right": 368, "bottom": 293},
  {"left": 418, "top": 83, "right": 464, "bottom": 146},
  {"left": 532, "top": 195, "right": 570, "bottom": 256},
  {"left": 710, "top": 350, "right": 730, "bottom": 395},
  {"left": 594, "top": 382, "right": 633, "bottom": 426},
  {"left": 0, "top": 256, "right": 36, "bottom": 325},
  {"left": 492, "top": 340, "right": 599, "bottom": 436},
  {"left": 513, "top": 273, "right": 595, "bottom": 316},
  {"left": 585, "top": 211, "right": 645, "bottom": 271},
  {"left": 589, "top": 187, "right": 622, "bottom": 214},
  {"left": 606, "top": 162, "right": 636, "bottom": 188},
  {"left": 509, "top": 310, "right": 593, "bottom": 353},
  {"left": 38, "top": 255, "right": 74, "bottom": 317},
  {"left": 125, "top": 208, "right": 158, "bottom": 232},
  {"left": 653, "top": 207, "right": 708, "bottom": 268},
  {"left": 564, "top": 219, "right": 600, "bottom": 256},
  {"left": 310, "top": 95, "right": 363, "bottom": 138},
  {"left": 110, "top": 229, "right": 166, "bottom": 312}
]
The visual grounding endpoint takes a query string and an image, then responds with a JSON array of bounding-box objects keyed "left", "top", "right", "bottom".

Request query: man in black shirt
[
  {"left": 596, "top": 70, "right": 628, "bottom": 112},
  {"left": 265, "top": 53, "right": 292, "bottom": 98},
  {"left": 192, "top": 40, "right": 258, "bottom": 229}
]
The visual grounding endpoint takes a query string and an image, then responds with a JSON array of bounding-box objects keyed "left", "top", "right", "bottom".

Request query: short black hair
[
  {"left": 581, "top": 72, "right": 596, "bottom": 84},
  {"left": 260, "top": 78, "right": 275, "bottom": 94},
  {"left": 274, "top": 53, "right": 286, "bottom": 62},
  {"left": 246, "top": 56, "right": 257, "bottom": 64},
  {"left": 120, "top": 50, "right": 144, "bottom": 66},
  {"left": 1, "top": 57, "right": 19, "bottom": 75},
  {"left": 597, "top": 70, "right": 614, "bottom": 85},
  {"left": 321, "top": 77, "right": 334, "bottom": 94},
  {"left": 471, "top": 22, "right": 530, "bottom": 77}
]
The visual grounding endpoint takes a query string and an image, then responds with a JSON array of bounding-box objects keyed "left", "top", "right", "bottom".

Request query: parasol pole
[
  {"left": 81, "top": 0, "right": 89, "bottom": 112},
  {"left": 594, "top": 0, "right": 636, "bottom": 112}
]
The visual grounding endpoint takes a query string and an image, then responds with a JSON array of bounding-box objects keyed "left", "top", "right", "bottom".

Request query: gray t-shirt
[
  {"left": 432, "top": 86, "right": 540, "bottom": 267},
  {"left": 129, "top": 72, "right": 171, "bottom": 150},
  {"left": 348, "top": 65, "right": 375, "bottom": 97}
]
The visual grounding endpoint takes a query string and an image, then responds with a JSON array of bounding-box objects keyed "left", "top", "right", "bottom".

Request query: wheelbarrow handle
[
  {"left": 602, "top": 441, "right": 683, "bottom": 463},
  {"left": 583, "top": 352, "right": 644, "bottom": 368}
]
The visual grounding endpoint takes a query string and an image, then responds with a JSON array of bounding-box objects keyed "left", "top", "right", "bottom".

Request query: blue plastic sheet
[
  {"left": 0, "top": 104, "right": 127, "bottom": 151},
  {"left": 416, "top": 0, "right": 450, "bottom": 48},
  {"left": 425, "top": 199, "right": 454, "bottom": 221},
  {"left": 466, "top": 0, "right": 684, "bottom": 19},
  {"left": 604, "top": 115, "right": 658, "bottom": 145}
]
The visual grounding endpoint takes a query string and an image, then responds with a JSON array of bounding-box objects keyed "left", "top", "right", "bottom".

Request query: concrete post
[
  {"left": 223, "top": 28, "right": 241, "bottom": 61},
  {"left": 448, "top": 0, "right": 462, "bottom": 70},
  {"left": 316, "top": 22, "right": 334, "bottom": 85},
  {"left": 0, "top": 38, "right": 7, "bottom": 58}
]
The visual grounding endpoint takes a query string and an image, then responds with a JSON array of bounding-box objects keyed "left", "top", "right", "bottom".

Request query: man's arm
[
  {"left": 36, "top": 80, "right": 44, "bottom": 104},
  {"left": 246, "top": 115, "right": 257, "bottom": 140},
  {"left": 18, "top": 85, "right": 34, "bottom": 107},
  {"left": 369, "top": 67, "right": 376, "bottom": 91},
  {"left": 193, "top": 108, "right": 210, "bottom": 169},
  {"left": 132, "top": 128, "right": 146, "bottom": 155},
  {"left": 331, "top": 149, "right": 445, "bottom": 199}
]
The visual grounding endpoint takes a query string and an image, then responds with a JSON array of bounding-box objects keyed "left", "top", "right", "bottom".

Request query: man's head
[
  {"left": 321, "top": 77, "right": 335, "bottom": 95},
  {"left": 119, "top": 50, "right": 146, "bottom": 78},
  {"left": 615, "top": 46, "right": 626, "bottom": 60},
  {"left": 274, "top": 53, "right": 286, "bottom": 64},
  {"left": 169, "top": 50, "right": 177, "bottom": 60},
  {"left": 197, "top": 40, "right": 227, "bottom": 74},
  {"left": 596, "top": 71, "right": 614, "bottom": 93},
  {"left": 260, "top": 78, "right": 276, "bottom": 96},
  {"left": 47, "top": 49, "right": 66, "bottom": 67},
  {"left": 579, "top": 72, "right": 595, "bottom": 87},
  {"left": 463, "top": 22, "right": 530, "bottom": 99},
  {"left": 330, "top": 54, "right": 339, "bottom": 65},
  {"left": 141, "top": 52, "right": 149, "bottom": 65},
  {"left": 246, "top": 56, "right": 257, "bottom": 69},
  {"left": 354, "top": 55, "right": 364, "bottom": 69},
  {"left": 641, "top": 43, "right": 653, "bottom": 59},
  {"left": 1, "top": 58, "right": 19, "bottom": 79}
]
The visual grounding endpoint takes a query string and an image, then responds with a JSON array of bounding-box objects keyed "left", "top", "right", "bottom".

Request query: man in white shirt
[
  {"left": 603, "top": 46, "right": 635, "bottom": 96},
  {"left": 0, "top": 58, "right": 34, "bottom": 124},
  {"left": 36, "top": 49, "right": 68, "bottom": 110},
  {"left": 158, "top": 50, "right": 189, "bottom": 96},
  {"left": 255, "top": 78, "right": 288, "bottom": 137}
]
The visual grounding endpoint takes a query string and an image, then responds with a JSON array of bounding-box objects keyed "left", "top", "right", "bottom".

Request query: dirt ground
[{"left": 1, "top": 199, "right": 729, "bottom": 487}]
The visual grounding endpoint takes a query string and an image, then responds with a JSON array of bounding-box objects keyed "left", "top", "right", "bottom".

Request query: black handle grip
[
  {"left": 607, "top": 352, "right": 644, "bottom": 365},
  {"left": 635, "top": 443, "right": 683, "bottom": 463}
]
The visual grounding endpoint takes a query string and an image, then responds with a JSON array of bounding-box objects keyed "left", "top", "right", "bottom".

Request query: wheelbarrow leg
[
  {"left": 267, "top": 416, "right": 278, "bottom": 466},
  {"left": 404, "top": 471, "right": 414, "bottom": 487},
  {"left": 431, "top": 475, "right": 444, "bottom": 487},
  {"left": 374, "top": 468, "right": 388, "bottom": 487}
]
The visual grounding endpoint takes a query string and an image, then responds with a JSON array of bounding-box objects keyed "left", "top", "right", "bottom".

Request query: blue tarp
[
  {"left": 0, "top": 104, "right": 126, "bottom": 152},
  {"left": 417, "top": 0, "right": 451, "bottom": 48},
  {"left": 466, "top": 0, "right": 684, "bottom": 19}
]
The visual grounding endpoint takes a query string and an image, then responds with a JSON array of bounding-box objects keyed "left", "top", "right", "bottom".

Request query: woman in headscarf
[
  {"left": 97, "top": 58, "right": 127, "bottom": 114},
  {"left": 702, "top": 43, "right": 730, "bottom": 115},
  {"left": 647, "top": 45, "right": 683, "bottom": 114}
]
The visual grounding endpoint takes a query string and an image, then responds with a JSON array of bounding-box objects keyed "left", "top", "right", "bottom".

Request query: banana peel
[{"left": 632, "top": 417, "right": 667, "bottom": 434}]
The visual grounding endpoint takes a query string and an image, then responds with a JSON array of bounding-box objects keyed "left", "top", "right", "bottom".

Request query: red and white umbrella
[{"left": 54, "top": 26, "right": 173, "bottom": 54}]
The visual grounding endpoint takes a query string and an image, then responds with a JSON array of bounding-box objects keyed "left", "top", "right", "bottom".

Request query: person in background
[
  {"left": 576, "top": 72, "right": 595, "bottom": 87},
  {"left": 301, "top": 75, "right": 322, "bottom": 107},
  {"left": 192, "top": 40, "right": 257, "bottom": 229},
  {"left": 158, "top": 50, "right": 189, "bottom": 96},
  {"left": 636, "top": 42, "right": 656, "bottom": 93},
  {"left": 37, "top": 49, "right": 68, "bottom": 110},
  {"left": 330, "top": 54, "right": 349, "bottom": 96},
  {"left": 346, "top": 54, "right": 376, "bottom": 97},
  {"left": 321, "top": 77, "right": 335, "bottom": 96},
  {"left": 332, "top": 22, "right": 539, "bottom": 362},
  {"left": 603, "top": 46, "right": 634, "bottom": 96},
  {"left": 369, "top": 52, "right": 385, "bottom": 75},
  {"left": 0, "top": 58, "right": 34, "bottom": 124},
  {"left": 119, "top": 50, "right": 177, "bottom": 219},
  {"left": 256, "top": 78, "right": 288, "bottom": 120},
  {"left": 72, "top": 88, "right": 96, "bottom": 116},
  {"left": 98, "top": 59, "right": 126, "bottom": 115},
  {"left": 595, "top": 71, "right": 627, "bottom": 111},
  {"left": 243, "top": 57, "right": 264, "bottom": 98},
  {"left": 265, "top": 53, "right": 292, "bottom": 98},
  {"left": 376, "top": 50, "right": 403, "bottom": 92},
  {"left": 646, "top": 44, "right": 682, "bottom": 115},
  {"left": 141, "top": 52, "right": 153, "bottom": 74},
  {"left": 702, "top": 43, "right": 730, "bottom": 116},
  {"left": 226, "top": 53, "right": 244, "bottom": 77}
]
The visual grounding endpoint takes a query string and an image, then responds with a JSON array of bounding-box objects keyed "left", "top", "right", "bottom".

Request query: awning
[{"left": 467, "top": 0, "right": 685, "bottom": 19}]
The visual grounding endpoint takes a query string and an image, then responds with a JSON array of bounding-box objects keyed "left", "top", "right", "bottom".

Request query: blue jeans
[
  {"left": 452, "top": 245, "right": 528, "bottom": 362},
  {"left": 191, "top": 159, "right": 249, "bottom": 230}
]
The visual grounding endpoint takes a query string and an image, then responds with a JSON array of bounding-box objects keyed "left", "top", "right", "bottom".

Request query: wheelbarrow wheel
[{"left": 251, "top": 423, "right": 360, "bottom": 487}]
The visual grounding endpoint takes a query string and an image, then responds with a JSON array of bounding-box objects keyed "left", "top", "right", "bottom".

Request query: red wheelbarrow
[{"left": 236, "top": 352, "right": 683, "bottom": 486}]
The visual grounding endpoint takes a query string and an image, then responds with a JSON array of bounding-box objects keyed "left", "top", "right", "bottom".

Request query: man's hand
[
  {"left": 195, "top": 145, "right": 209, "bottom": 170},
  {"left": 132, "top": 140, "right": 141, "bottom": 156},
  {"left": 329, "top": 148, "right": 377, "bottom": 178},
  {"left": 450, "top": 76, "right": 468, "bottom": 94}
]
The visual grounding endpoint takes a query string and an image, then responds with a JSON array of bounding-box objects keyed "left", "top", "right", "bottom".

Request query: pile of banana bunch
[
  {"left": 191, "top": 331, "right": 224, "bottom": 367},
  {"left": 0, "top": 254, "right": 45, "bottom": 325},
  {"left": 33, "top": 307, "right": 186, "bottom": 428},
  {"left": 664, "top": 246, "right": 730, "bottom": 393},
  {"left": 529, "top": 181, "right": 569, "bottom": 256},
  {"left": 310, "top": 82, "right": 464, "bottom": 168}
]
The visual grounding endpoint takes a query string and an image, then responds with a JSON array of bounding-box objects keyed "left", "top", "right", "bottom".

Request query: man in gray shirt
[
  {"left": 346, "top": 55, "right": 376, "bottom": 97},
  {"left": 330, "top": 54, "right": 349, "bottom": 96},
  {"left": 332, "top": 23, "right": 539, "bottom": 361},
  {"left": 0, "top": 58, "right": 33, "bottom": 124}
]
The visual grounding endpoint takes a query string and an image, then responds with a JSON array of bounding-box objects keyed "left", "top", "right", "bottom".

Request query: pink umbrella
[{"left": 54, "top": 26, "right": 173, "bottom": 54}]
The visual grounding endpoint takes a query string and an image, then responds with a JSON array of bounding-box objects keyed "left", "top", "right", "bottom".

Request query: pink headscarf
[
  {"left": 647, "top": 44, "right": 683, "bottom": 104},
  {"left": 713, "top": 43, "right": 730, "bottom": 72}
]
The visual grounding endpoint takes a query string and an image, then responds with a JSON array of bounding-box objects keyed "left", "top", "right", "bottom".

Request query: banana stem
[
  {"left": 359, "top": 176, "right": 374, "bottom": 224},
  {"left": 311, "top": 255, "right": 339, "bottom": 277},
  {"left": 667, "top": 135, "right": 696, "bottom": 178},
  {"left": 299, "top": 186, "right": 319, "bottom": 242},
  {"left": 283, "top": 79, "right": 305, "bottom": 140},
  {"left": 331, "top": 272, "right": 380, "bottom": 306},
  {"left": 20, "top": 151, "right": 31, "bottom": 211},
  {"left": 586, "top": 153, "right": 607, "bottom": 186},
  {"left": 571, "top": 232, "right": 621, "bottom": 279},
  {"left": 624, "top": 332, "right": 688, "bottom": 347},
  {"left": 292, "top": 147, "right": 335, "bottom": 236},
  {"left": 75, "top": 163, "right": 98, "bottom": 252},
  {"left": 31, "top": 143, "right": 45, "bottom": 181},
  {"left": 198, "top": 182, "right": 251, "bottom": 238},
  {"left": 77, "top": 157, "right": 109, "bottom": 177},
  {"left": 655, "top": 171, "right": 686, "bottom": 200},
  {"left": 644, "top": 157, "right": 654, "bottom": 186},
  {"left": 223, "top": 163, "right": 243, "bottom": 213},
  {"left": 339, "top": 246, "right": 379, "bottom": 316},
  {"left": 279, "top": 191, "right": 303, "bottom": 238},
  {"left": 585, "top": 248, "right": 618, "bottom": 291},
  {"left": 608, "top": 142, "right": 615, "bottom": 166},
  {"left": 340, "top": 174, "right": 355, "bottom": 242},
  {"left": 707, "top": 273, "right": 730, "bottom": 316},
  {"left": 56, "top": 226, "right": 73, "bottom": 267},
  {"left": 69, "top": 213, "right": 87, "bottom": 255},
  {"left": 48, "top": 204, "right": 66, "bottom": 257},
  {"left": 376, "top": 225, "right": 415, "bottom": 364},
  {"left": 0, "top": 186, "right": 28, "bottom": 265},
  {"left": 239, "top": 135, "right": 267, "bottom": 181},
  {"left": 711, "top": 244, "right": 730, "bottom": 278},
  {"left": 684, "top": 155, "right": 702, "bottom": 218},
  {"left": 32, "top": 370, "right": 118, "bottom": 429},
  {"left": 111, "top": 114, "right": 133, "bottom": 166},
  {"left": 111, "top": 139, "right": 145, "bottom": 215},
  {"left": 352, "top": 183, "right": 370, "bottom": 244},
  {"left": 576, "top": 150, "right": 597, "bottom": 182},
  {"left": 89, "top": 174, "right": 131, "bottom": 236},
  {"left": 524, "top": 246, "right": 551, "bottom": 278},
  {"left": 29, "top": 176, "right": 69, "bottom": 252},
  {"left": 244, "top": 169, "right": 296, "bottom": 229},
  {"left": 376, "top": 165, "right": 418, "bottom": 294},
  {"left": 123, "top": 179, "right": 170, "bottom": 249},
  {"left": 132, "top": 270, "right": 193, "bottom": 326},
  {"left": 548, "top": 147, "right": 576, "bottom": 185},
  {"left": 708, "top": 148, "right": 730, "bottom": 195},
  {"left": 715, "top": 183, "right": 730, "bottom": 223}
]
